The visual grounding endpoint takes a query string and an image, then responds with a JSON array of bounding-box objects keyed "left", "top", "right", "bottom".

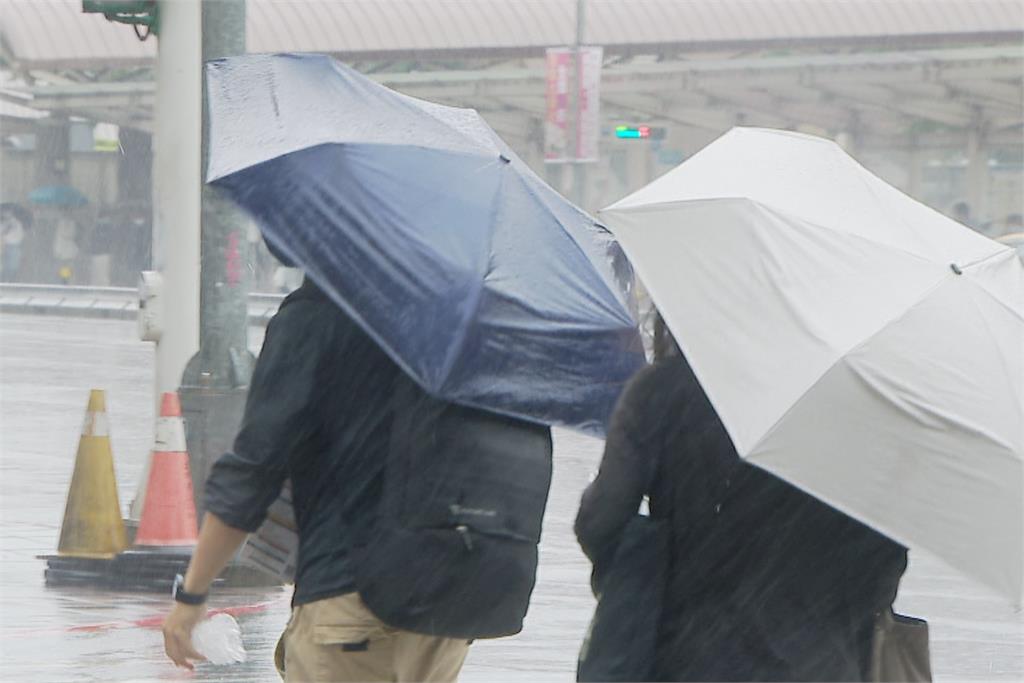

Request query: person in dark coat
[
  {"left": 162, "top": 278, "right": 473, "bottom": 681},
  {"left": 575, "top": 316, "right": 908, "bottom": 682}
]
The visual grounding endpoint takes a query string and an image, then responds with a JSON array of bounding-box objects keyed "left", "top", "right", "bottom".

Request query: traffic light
[
  {"left": 82, "top": 1, "right": 158, "bottom": 38},
  {"left": 614, "top": 125, "right": 666, "bottom": 141}
]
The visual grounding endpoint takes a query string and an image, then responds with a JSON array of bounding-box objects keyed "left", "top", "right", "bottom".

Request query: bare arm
[
  {"left": 161, "top": 513, "right": 248, "bottom": 670},
  {"left": 183, "top": 512, "right": 249, "bottom": 594},
  {"left": 162, "top": 300, "right": 330, "bottom": 669}
]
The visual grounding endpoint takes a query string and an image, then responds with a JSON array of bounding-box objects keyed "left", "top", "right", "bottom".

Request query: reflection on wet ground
[{"left": 1, "top": 315, "right": 1021, "bottom": 681}]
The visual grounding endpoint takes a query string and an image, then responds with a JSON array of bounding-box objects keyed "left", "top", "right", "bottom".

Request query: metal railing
[{"left": 0, "top": 283, "right": 285, "bottom": 326}]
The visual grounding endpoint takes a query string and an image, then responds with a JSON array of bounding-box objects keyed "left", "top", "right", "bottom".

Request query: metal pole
[
  {"left": 906, "top": 139, "right": 923, "bottom": 201},
  {"left": 154, "top": 0, "right": 202, "bottom": 399},
  {"left": 571, "top": 0, "right": 586, "bottom": 209},
  {"left": 180, "top": 0, "right": 253, "bottom": 518},
  {"left": 182, "top": 0, "right": 251, "bottom": 389},
  {"left": 188, "top": 0, "right": 251, "bottom": 390},
  {"left": 965, "top": 115, "right": 990, "bottom": 233},
  {"left": 130, "top": 0, "right": 202, "bottom": 521}
]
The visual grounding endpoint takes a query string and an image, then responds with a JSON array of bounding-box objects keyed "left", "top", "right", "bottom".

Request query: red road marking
[{"left": 8, "top": 597, "right": 287, "bottom": 638}]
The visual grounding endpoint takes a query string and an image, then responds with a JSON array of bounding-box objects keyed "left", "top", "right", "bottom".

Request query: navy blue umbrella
[{"left": 206, "top": 53, "right": 644, "bottom": 435}]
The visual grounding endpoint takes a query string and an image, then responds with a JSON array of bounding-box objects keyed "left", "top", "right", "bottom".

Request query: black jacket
[
  {"left": 204, "top": 280, "right": 401, "bottom": 605},
  {"left": 575, "top": 355, "right": 907, "bottom": 682}
]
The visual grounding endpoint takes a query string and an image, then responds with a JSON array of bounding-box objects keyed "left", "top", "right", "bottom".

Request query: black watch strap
[{"left": 172, "top": 574, "right": 208, "bottom": 605}]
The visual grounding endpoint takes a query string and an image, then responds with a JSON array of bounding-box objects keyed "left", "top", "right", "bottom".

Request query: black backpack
[{"left": 354, "top": 375, "right": 553, "bottom": 639}]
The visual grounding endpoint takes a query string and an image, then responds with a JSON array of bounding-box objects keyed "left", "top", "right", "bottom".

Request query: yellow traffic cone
[{"left": 57, "top": 390, "right": 128, "bottom": 558}]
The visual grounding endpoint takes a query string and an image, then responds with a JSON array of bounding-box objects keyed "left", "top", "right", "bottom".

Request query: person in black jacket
[
  {"left": 162, "top": 279, "right": 477, "bottom": 682},
  {"left": 575, "top": 316, "right": 907, "bottom": 682}
]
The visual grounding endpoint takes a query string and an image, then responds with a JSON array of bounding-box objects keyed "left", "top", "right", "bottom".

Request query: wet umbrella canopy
[
  {"left": 28, "top": 185, "right": 88, "bottom": 208},
  {"left": 206, "top": 53, "right": 644, "bottom": 435},
  {"left": 602, "top": 127, "right": 1024, "bottom": 605}
]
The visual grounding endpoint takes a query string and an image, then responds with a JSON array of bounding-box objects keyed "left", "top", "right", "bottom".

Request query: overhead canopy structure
[
  {"left": 7, "top": 46, "right": 1022, "bottom": 149},
  {"left": 1, "top": 0, "right": 1021, "bottom": 200},
  {"left": 3, "top": 0, "right": 1021, "bottom": 66}
]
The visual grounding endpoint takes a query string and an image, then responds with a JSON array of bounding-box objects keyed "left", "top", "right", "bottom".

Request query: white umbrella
[{"left": 601, "top": 127, "right": 1024, "bottom": 606}]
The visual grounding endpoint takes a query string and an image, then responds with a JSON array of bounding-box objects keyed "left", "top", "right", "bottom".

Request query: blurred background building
[{"left": 1, "top": 0, "right": 1021, "bottom": 286}]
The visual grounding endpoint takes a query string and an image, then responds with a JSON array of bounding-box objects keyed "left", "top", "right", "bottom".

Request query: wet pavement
[{"left": 1, "top": 313, "right": 1021, "bottom": 681}]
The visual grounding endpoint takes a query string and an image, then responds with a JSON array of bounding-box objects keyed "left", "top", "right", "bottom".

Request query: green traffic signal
[
  {"left": 614, "top": 125, "right": 666, "bottom": 140},
  {"left": 615, "top": 125, "right": 650, "bottom": 139}
]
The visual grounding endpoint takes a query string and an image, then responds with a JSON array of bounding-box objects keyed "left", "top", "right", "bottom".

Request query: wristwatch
[{"left": 171, "top": 573, "right": 208, "bottom": 605}]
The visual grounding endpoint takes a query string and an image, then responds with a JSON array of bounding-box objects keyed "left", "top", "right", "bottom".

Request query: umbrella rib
[
  {"left": 434, "top": 169, "right": 502, "bottom": 392},
  {"left": 747, "top": 273, "right": 951, "bottom": 458},
  {"left": 958, "top": 250, "right": 1024, "bottom": 325},
  {"left": 396, "top": 93, "right": 501, "bottom": 157},
  {"left": 843, "top": 147, "right": 924, "bottom": 242},
  {"left": 516, "top": 175, "right": 635, "bottom": 323},
  {"left": 962, "top": 285, "right": 1024, "bottom": 429},
  {"left": 970, "top": 280, "right": 1024, "bottom": 325},
  {"left": 961, "top": 247, "right": 1023, "bottom": 273}
]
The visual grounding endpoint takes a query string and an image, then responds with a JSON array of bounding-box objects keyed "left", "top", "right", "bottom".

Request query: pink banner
[
  {"left": 545, "top": 46, "right": 602, "bottom": 163},
  {"left": 575, "top": 46, "right": 602, "bottom": 162},
  {"left": 544, "top": 48, "right": 572, "bottom": 162}
]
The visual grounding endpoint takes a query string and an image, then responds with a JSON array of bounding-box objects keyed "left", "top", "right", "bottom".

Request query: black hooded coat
[{"left": 575, "top": 354, "right": 907, "bottom": 682}]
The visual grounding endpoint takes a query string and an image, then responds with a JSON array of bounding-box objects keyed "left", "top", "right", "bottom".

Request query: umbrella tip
[
  {"left": 499, "top": 154, "right": 511, "bottom": 164},
  {"left": 949, "top": 263, "right": 963, "bottom": 275}
]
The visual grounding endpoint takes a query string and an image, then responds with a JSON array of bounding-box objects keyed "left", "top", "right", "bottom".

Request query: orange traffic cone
[
  {"left": 134, "top": 392, "right": 198, "bottom": 547},
  {"left": 57, "top": 390, "right": 128, "bottom": 557}
]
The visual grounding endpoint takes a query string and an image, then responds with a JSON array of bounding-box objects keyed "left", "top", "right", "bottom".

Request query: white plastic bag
[{"left": 191, "top": 613, "right": 247, "bottom": 665}]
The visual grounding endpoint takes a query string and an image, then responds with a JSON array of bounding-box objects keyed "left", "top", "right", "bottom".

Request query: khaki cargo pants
[{"left": 274, "top": 592, "right": 470, "bottom": 682}]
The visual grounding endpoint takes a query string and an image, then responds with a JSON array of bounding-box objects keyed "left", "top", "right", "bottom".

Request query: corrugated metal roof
[
  {"left": 2, "top": 0, "right": 1021, "bottom": 68},
  {"left": 246, "top": 1, "right": 573, "bottom": 54},
  {"left": 584, "top": 0, "right": 1024, "bottom": 47}
]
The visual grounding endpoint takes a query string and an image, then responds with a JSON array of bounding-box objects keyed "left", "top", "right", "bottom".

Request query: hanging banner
[
  {"left": 545, "top": 46, "right": 602, "bottom": 163},
  {"left": 576, "top": 46, "right": 602, "bottom": 163},
  {"left": 544, "top": 47, "right": 572, "bottom": 162}
]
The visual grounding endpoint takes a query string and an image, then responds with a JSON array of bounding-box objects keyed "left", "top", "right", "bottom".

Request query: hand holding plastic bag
[{"left": 192, "top": 613, "right": 247, "bottom": 665}]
